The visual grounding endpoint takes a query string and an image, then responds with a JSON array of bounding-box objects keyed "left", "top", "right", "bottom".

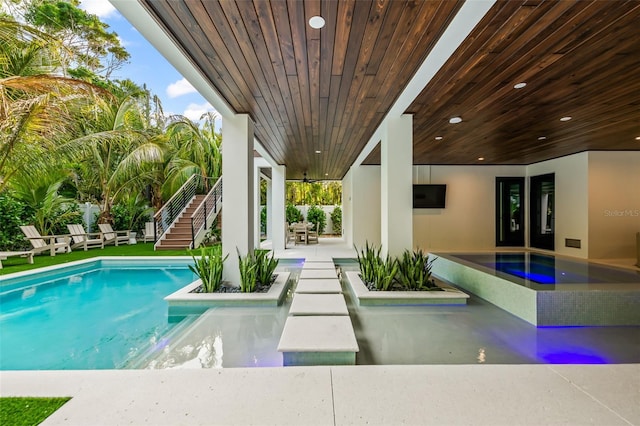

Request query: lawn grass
[
  {"left": 0, "top": 397, "right": 71, "bottom": 426},
  {"left": 0, "top": 243, "right": 193, "bottom": 276}
]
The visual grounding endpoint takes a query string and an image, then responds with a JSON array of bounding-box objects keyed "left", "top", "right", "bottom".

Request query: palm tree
[{"left": 163, "top": 112, "right": 222, "bottom": 197}]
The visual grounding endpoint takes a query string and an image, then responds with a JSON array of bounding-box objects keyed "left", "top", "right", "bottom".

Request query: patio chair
[
  {"left": 67, "top": 224, "right": 104, "bottom": 251},
  {"left": 0, "top": 251, "right": 34, "bottom": 269},
  {"left": 286, "top": 222, "right": 295, "bottom": 246},
  {"left": 98, "top": 223, "right": 131, "bottom": 246},
  {"left": 142, "top": 221, "right": 155, "bottom": 243},
  {"left": 306, "top": 224, "right": 319, "bottom": 244},
  {"left": 19, "top": 225, "right": 71, "bottom": 256}
]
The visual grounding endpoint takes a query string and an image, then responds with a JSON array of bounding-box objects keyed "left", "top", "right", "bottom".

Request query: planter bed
[
  {"left": 165, "top": 272, "right": 291, "bottom": 318},
  {"left": 344, "top": 271, "right": 468, "bottom": 306}
]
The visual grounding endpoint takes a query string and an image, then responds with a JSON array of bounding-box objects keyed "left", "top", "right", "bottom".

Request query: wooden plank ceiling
[
  {"left": 364, "top": 0, "right": 640, "bottom": 165},
  {"left": 140, "top": 1, "right": 640, "bottom": 178}
]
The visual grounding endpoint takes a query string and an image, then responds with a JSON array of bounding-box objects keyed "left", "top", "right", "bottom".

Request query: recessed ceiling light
[
  {"left": 435, "top": 136, "right": 443, "bottom": 140},
  {"left": 449, "top": 116, "right": 462, "bottom": 124},
  {"left": 513, "top": 82, "right": 527, "bottom": 89},
  {"left": 538, "top": 136, "right": 547, "bottom": 140},
  {"left": 560, "top": 116, "right": 572, "bottom": 122},
  {"left": 478, "top": 157, "right": 484, "bottom": 161},
  {"left": 635, "top": 136, "right": 640, "bottom": 141},
  {"left": 309, "top": 16, "right": 325, "bottom": 29},
  {"left": 315, "top": 150, "right": 321, "bottom": 154},
  {"left": 325, "top": 173, "right": 328, "bottom": 176}
]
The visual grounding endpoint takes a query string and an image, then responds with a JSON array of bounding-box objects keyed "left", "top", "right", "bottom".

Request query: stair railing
[
  {"left": 152, "top": 174, "right": 202, "bottom": 245},
  {"left": 190, "top": 176, "right": 223, "bottom": 248}
]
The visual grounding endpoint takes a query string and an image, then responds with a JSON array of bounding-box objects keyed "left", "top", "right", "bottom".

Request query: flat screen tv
[{"left": 413, "top": 184, "right": 446, "bottom": 208}]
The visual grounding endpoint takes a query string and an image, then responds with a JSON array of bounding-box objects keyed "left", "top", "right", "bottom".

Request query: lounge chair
[
  {"left": 0, "top": 251, "right": 34, "bottom": 268},
  {"left": 142, "top": 221, "right": 155, "bottom": 243},
  {"left": 19, "top": 225, "right": 71, "bottom": 256},
  {"left": 67, "top": 224, "right": 104, "bottom": 251},
  {"left": 98, "top": 223, "right": 130, "bottom": 246}
]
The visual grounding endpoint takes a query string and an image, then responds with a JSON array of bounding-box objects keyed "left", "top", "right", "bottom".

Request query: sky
[{"left": 79, "top": 0, "right": 216, "bottom": 121}]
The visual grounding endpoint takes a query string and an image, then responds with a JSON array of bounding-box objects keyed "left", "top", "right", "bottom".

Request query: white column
[
  {"left": 271, "top": 165, "right": 286, "bottom": 250},
  {"left": 253, "top": 161, "right": 262, "bottom": 248},
  {"left": 381, "top": 114, "right": 413, "bottom": 257},
  {"left": 266, "top": 178, "right": 273, "bottom": 240},
  {"left": 222, "top": 114, "right": 254, "bottom": 284}
]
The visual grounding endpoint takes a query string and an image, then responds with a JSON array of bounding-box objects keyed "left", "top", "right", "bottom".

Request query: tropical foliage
[
  {"left": 286, "top": 180, "right": 341, "bottom": 205},
  {"left": 254, "top": 249, "right": 279, "bottom": 286},
  {"left": 330, "top": 206, "right": 342, "bottom": 235},
  {"left": 306, "top": 205, "right": 326, "bottom": 235},
  {"left": 237, "top": 249, "right": 258, "bottom": 293},
  {"left": 286, "top": 203, "right": 303, "bottom": 224},
  {"left": 189, "top": 245, "right": 227, "bottom": 293},
  {"left": 355, "top": 242, "right": 439, "bottom": 291}
]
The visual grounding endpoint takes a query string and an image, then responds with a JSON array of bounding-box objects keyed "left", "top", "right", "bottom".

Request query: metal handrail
[
  {"left": 190, "top": 176, "right": 223, "bottom": 248},
  {"left": 152, "top": 174, "right": 202, "bottom": 243}
]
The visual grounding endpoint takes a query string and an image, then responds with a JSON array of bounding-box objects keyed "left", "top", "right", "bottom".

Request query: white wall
[
  {"left": 527, "top": 152, "right": 589, "bottom": 258},
  {"left": 344, "top": 165, "right": 381, "bottom": 249},
  {"left": 413, "top": 165, "right": 524, "bottom": 251},
  {"left": 587, "top": 151, "right": 640, "bottom": 259}
]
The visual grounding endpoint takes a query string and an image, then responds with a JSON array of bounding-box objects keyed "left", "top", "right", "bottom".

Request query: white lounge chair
[
  {"left": 19, "top": 225, "right": 71, "bottom": 256},
  {"left": 0, "top": 251, "right": 34, "bottom": 268},
  {"left": 142, "top": 221, "right": 155, "bottom": 243},
  {"left": 98, "top": 223, "right": 130, "bottom": 246},
  {"left": 67, "top": 224, "right": 104, "bottom": 251}
]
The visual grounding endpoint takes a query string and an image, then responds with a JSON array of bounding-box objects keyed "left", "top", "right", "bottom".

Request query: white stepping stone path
[
  {"left": 278, "top": 257, "right": 358, "bottom": 366},
  {"left": 295, "top": 278, "right": 342, "bottom": 294},
  {"left": 277, "top": 316, "right": 359, "bottom": 366},
  {"left": 303, "top": 256, "right": 333, "bottom": 263},
  {"left": 302, "top": 261, "right": 337, "bottom": 270},
  {"left": 299, "top": 269, "right": 338, "bottom": 280},
  {"left": 289, "top": 293, "right": 349, "bottom": 316}
]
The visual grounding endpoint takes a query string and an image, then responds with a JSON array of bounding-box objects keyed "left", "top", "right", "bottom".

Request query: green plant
[
  {"left": 286, "top": 203, "right": 303, "bottom": 223},
  {"left": 111, "top": 194, "right": 153, "bottom": 234},
  {"left": 0, "top": 193, "right": 33, "bottom": 251},
  {"left": 355, "top": 241, "right": 381, "bottom": 285},
  {"left": 188, "top": 245, "right": 227, "bottom": 292},
  {"left": 237, "top": 248, "right": 257, "bottom": 292},
  {"left": 254, "top": 249, "right": 279, "bottom": 286},
  {"left": 306, "top": 204, "right": 326, "bottom": 234},
  {"left": 373, "top": 255, "right": 398, "bottom": 291},
  {"left": 396, "top": 249, "right": 437, "bottom": 290},
  {"left": 330, "top": 205, "right": 342, "bottom": 235},
  {"left": 260, "top": 205, "right": 267, "bottom": 235}
]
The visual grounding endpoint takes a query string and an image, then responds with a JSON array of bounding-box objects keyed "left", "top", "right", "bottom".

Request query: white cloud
[
  {"left": 183, "top": 102, "right": 215, "bottom": 121},
  {"left": 167, "top": 78, "right": 197, "bottom": 98},
  {"left": 79, "top": 0, "right": 118, "bottom": 19}
]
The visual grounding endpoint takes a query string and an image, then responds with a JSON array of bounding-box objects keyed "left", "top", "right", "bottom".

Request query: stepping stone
[
  {"left": 303, "top": 261, "right": 336, "bottom": 270},
  {"left": 304, "top": 256, "right": 333, "bottom": 263},
  {"left": 299, "top": 269, "right": 338, "bottom": 280},
  {"left": 289, "top": 294, "right": 349, "bottom": 316},
  {"left": 278, "top": 316, "right": 359, "bottom": 366},
  {"left": 295, "top": 279, "right": 342, "bottom": 294}
]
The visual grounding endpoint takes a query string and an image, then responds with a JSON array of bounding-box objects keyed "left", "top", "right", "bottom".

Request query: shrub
[
  {"left": 306, "top": 205, "right": 326, "bottom": 234},
  {"left": 254, "top": 249, "right": 279, "bottom": 286},
  {"left": 286, "top": 203, "right": 303, "bottom": 224},
  {"left": 260, "top": 206, "right": 267, "bottom": 235},
  {"left": 330, "top": 206, "right": 342, "bottom": 235},
  {"left": 237, "top": 249, "right": 257, "bottom": 292},
  {"left": 355, "top": 241, "right": 381, "bottom": 285},
  {"left": 50, "top": 203, "right": 82, "bottom": 235},
  {"left": 0, "top": 194, "right": 32, "bottom": 250},
  {"left": 373, "top": 255, "right": 398, "bottom": 291},
  {"left": 111, "top": 195, "right": 153, "bottom": 234},
  {"left": 396, "top": 249, "right": 437, "bottom": 290},
  {"left": 189, "top": 245, "right": 228, "bottom": 293}
]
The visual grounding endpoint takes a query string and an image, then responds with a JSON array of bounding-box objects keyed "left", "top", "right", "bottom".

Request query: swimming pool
[
  {"left": 0, "top": 258, "right": 196, "bottom": 370},
  {"left": 432, "top": 252, "right": 640, "bottom": 326}
]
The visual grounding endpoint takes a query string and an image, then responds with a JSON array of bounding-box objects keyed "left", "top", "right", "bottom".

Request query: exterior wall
[
  {"left": 413, "top": 165, "right": 524, "bottom": 251},
  {"left": 344, "top": 165, "right": 381, "bottom": 249},
  {"left": 527, "top": 153, "right": 589, "bottom": 258},
  {"left": 587, "top": 151, "right": 640, "bottom": 259}
]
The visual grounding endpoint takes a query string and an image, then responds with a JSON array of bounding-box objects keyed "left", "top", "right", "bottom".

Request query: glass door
[
  {"left": 496, "top": 177, "right": 524, "bottom": 246},
  {"left": 530, "top": 173, "right": 555, "bottom": 250}
]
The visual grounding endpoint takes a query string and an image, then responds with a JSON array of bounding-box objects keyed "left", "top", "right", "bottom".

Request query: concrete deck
[
  {"left": 300, "top": 269, "right": 339, "bottom": 279},
  {"left": 1, "top": 365, "right": 638, "bottom": 425},
  {"left": 303, "top": 261, "right": 338, "bottom": 270}
]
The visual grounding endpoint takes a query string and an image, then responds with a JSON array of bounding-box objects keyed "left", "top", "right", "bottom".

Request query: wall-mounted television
[{"left": 413, "top": 184, "right": 447, "bottom": 208}]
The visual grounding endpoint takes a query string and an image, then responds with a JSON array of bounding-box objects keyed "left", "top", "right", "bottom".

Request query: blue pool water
[
  {"left": 0, "top": 260, "right": 196, "bottom": 370},
  {"left": 447, "top": 252, "right": 640, "bottom": 287}
]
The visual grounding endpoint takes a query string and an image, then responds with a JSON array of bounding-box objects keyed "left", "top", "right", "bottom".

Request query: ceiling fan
[{"left": 301, "top": 172, "right": 320, "bottom": 183}]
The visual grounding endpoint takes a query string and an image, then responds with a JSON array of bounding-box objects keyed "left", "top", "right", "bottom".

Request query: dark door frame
[{"left": 495, "top": 177, "right": 525, "bottom": 247}]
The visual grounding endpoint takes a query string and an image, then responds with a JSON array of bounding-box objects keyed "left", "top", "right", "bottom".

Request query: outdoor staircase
[
  {"left": 156, "top": 195, "right": 207, "bottom": 250},
  {"left": 152, "top": 174, "right": 223, "bottom": 250}
]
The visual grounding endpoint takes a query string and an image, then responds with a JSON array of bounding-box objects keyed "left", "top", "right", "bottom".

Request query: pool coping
[
  {"left": 164, "top": 272, "right": 291, "bottom": 315},
  {"left": 344, "top": 271, "right": 469, "bottom": 306}
]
